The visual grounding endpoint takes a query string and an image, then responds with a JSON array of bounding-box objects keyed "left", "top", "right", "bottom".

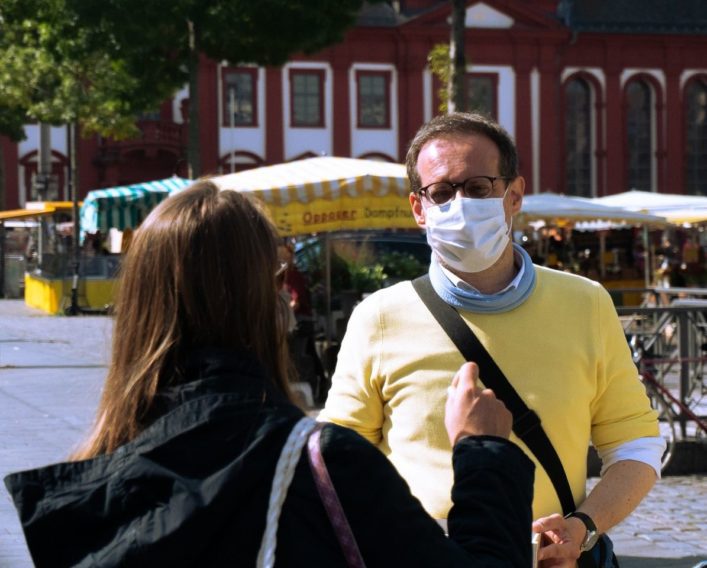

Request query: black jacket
[{"left": 5, "top": 348, "right": 534, "bottom": 567}]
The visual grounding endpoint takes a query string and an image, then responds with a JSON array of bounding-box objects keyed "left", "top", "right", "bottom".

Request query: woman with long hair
[{"left": 5, "top": 180, "right": 534, "bottom": 567}]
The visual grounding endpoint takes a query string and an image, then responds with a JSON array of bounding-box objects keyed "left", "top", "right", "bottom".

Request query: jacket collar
[{"left": 150, "top": 347, "right": 289, "bottom": 417}]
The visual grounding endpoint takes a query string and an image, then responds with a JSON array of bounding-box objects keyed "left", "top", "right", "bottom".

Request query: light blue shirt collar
[
  {"left": 439, "top": 247, "right": 525, "bottom": 296},
  {"left": 428, "top": 243, "right": 537, "bottom": 314}
]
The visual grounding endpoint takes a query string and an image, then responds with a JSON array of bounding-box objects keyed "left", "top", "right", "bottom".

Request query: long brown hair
[{"left": 73, "top": 180, "right": 293, "bottom": 459}]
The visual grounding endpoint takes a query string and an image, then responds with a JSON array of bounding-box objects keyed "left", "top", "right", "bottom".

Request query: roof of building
[
  {"left": 357, "top": 0, "right": 707, "bottom": 34},
  {"left": 559, "top": 0, "right": 707, "bottom": 35},
  {"left": 356, "top": 1, "right": 406, "bottom": 27}
]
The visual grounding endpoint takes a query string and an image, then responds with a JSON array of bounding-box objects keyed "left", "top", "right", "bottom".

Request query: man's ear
[
  {"left": 409, "top": 192, "right": 426, "bottom": 228},
  {"left": 508, "top": 176, "right": 525, "bottom": 215}
]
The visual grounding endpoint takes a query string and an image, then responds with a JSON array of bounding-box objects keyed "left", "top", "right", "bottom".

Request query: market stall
[
  {"left": 518, "top": 193, "right": 667, "bottom": 303},
  {"left": 595, "top": 191, "right": 707, "bottom": 288},
  {"left": 79, "top": 177, "right": 192, "bottom": 241},
  {"left": 19, "top": 177, "right": 193, "bottom": 314},
  {"left": 594, "top": 190, "right": 707, "bottom": 225},
  {"left": 211, "top": 156, "right": 419, "bottom": 382},
  {"left": 211, "top": 156, "right": 417, "bottom": 235},
  {"left": 0, "top": 202, "right": 76, "bottom": 305}
]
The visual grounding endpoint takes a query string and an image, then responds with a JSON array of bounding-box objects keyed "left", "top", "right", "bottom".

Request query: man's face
[{"left": 408, "top": 133, "right": 524, "bottom": 228}]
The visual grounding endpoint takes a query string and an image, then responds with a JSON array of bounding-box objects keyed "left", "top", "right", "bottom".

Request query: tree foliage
[
  {"left": 0, "top": 0, "right": 180, "bottom": 139},
  {"left": 0, "top": 0, "right": 383, "bottom": 177},
  {"left": 0, "top": 104, "right": 26, "bottom": 142},
  {"left": 428, "top": 43, "right": 451, "bottom": 114}
]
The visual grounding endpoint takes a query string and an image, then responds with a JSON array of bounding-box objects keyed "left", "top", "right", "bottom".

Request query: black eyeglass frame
[{"left": 417, "top": 175, "right": 514, "bottom": 205}]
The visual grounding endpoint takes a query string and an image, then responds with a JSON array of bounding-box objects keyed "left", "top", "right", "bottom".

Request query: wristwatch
[{"left": 565, "top": 511, "right": 600, "bottom": 552}]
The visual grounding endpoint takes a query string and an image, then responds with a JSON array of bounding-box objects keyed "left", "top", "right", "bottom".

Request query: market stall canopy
[
  {"left": 594, "top": 190, "right": 707, "bottom": 225},
  {"left": 519, "top": 193, "right": 667, "bottom": 227},
  {"left": 211, "top": 156, "right": 416, "bottom": 236},
  {"left": 79, "top": 177, "right": 192, "bottom": 240},
  {"left": 0, "top": 201, "right": 76, "bottom": 221}
]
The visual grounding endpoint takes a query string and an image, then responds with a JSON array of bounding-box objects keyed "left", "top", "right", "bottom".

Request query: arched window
[
  {"left": 625, "top": 80, "right": 653, "bottom": 191},
  {"left": 565, "top": 78, "right": 592, "bottom": 197},
  {"left": 685, "top": 77, "right": 707, "bottom": 196},
  {"left": 217, "top": 151, "right": 264, "bottom": 174}
]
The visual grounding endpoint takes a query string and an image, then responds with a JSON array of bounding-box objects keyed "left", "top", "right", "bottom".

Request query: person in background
[
  {"left": 276, "top": 255, "right": 297, "bottom": 335},
  {"left": 279, "top": 242, "right": 328, "bottom": 401},
  {"left": 320, "top": 112, "right": 663, "bottom": 567},
  {"left": 5, "top": 180, "right": 535, "bottom": 568},
  {"left": 280, "top": 242, "right": 313, "bottom": 322}
]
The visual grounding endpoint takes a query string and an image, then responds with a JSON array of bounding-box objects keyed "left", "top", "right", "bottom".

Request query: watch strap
[
  {"left": 565, "top": 511, "right": 599, "bottom": 553},
  {"left": 565, "top": 511, "right": 597, "bottom": 533}
]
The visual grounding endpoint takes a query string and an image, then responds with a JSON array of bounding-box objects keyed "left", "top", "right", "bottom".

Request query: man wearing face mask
[{"left": 320, "top": 113, "right": 663, "bottom": 567}]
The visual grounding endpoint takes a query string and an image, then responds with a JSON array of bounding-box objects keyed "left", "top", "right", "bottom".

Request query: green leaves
[
  {"left": 0, "top": 0, "right": 174, "bottom": 139},
  {"left": 0, "top": 104, "right": 26, "bottom": 142},
  {"left": 0, "top": 0, "right": 384, "bottom": 169},
  {"left": 428, "top": 43, "right": 451, "bottom": 114}
]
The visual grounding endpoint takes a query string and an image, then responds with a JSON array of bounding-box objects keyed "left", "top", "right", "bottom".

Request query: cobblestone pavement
[
  {"left": 0, "top": 300, "right": 705, "bottom": 567},
  {"left": 588, "top": 477, "right": 707, "bottom": 568}
]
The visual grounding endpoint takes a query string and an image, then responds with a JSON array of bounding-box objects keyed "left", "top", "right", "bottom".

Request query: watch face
[{"left": 582, "top": 530, "right": 600, "bottom": 552}]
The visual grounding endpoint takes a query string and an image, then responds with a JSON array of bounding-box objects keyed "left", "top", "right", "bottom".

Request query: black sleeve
[
  {"left": 448, "top": 435, "right": 535, "bottom": 568},
  {"left": 318, "top": 425, "right": 535, "bottom": 568}
]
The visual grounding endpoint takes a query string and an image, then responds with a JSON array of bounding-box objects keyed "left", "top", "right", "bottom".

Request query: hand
[
  {"left": 532, "top": 514, "right": 584, "bottom": 567},
  {"left": 444, "top": 362, "right": 513, "bottom": 446}
]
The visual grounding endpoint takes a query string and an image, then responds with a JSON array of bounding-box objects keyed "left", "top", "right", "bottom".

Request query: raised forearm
[
  {"left": 577, "top": 459, "right": 657, "bottom": 534},
  {"left": 533, "top": 459, "right": 657, "bottom": 565}
]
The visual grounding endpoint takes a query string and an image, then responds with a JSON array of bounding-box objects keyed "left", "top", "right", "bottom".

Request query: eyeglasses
[{"left": 418, "top": 176, "right": 513, "bottom": 206}]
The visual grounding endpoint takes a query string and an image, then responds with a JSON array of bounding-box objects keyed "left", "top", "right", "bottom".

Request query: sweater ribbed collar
[{"left": 428, "top": 243, "right": 536, "bottom": 313}]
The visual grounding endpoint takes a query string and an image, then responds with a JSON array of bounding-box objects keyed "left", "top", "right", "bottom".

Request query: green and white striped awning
[{"left": 80, "top": 177, "right": 192, "bottom": 240}]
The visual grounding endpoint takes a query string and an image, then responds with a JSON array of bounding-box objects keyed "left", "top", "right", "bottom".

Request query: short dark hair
[{"left": 405, "top": 112, "right": 519, "bottom": 193}]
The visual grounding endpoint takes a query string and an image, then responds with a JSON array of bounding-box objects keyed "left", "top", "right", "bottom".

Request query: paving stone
[{"left": 1, "top": 299, "right": 705, "bottom": 567}]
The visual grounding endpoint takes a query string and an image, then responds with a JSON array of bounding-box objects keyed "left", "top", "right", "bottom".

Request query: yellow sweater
[{"left": 320, "top": 266, "right": 658, "bottom": 520}]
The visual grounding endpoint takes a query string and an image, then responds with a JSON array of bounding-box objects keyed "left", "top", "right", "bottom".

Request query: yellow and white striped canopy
[{"left": 212, "top": 156, "right": 416, "bottom": 236}]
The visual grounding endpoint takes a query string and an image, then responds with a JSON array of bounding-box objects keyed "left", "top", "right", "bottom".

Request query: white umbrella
[
  {"left": 519, "top": 193, "right": 667, "bottom": 226},
  {"left": 594, "top": 190, "right": 707, "bottom": 225}
]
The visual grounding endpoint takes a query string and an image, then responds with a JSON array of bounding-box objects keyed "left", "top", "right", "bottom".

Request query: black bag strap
[{"left": 412, "top": 274, "right": 576, "bottom": 515}]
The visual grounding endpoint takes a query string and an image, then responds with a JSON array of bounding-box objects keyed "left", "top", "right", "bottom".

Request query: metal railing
[
  {"left": 617, "top": 287, "right": 707, "bottom": 442},
  {"left": 33, "top": 253, "right": 121, "bottom": 279}
]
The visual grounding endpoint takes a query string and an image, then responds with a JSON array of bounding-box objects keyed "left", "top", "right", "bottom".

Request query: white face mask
[{"left": 424, "top": 192, "right": 511, "bottom": 273}]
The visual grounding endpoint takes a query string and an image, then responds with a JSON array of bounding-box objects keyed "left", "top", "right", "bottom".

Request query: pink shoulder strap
[{"left": 307, "top": 425, "right": 366, "bottom": 568}]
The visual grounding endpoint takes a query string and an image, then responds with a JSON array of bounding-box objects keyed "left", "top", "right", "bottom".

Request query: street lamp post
[
  {"left": 65, "top": 121, "right": 81, "bottom": 316},
  {"left": 0, "top": 221, "right": 5, "bottom": 299}
]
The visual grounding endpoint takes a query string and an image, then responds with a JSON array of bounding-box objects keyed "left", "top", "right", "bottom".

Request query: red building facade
[{"left": 2, "top": 0, "right": 707, "bottom": 209}]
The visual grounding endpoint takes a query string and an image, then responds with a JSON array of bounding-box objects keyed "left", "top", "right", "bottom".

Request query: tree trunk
[
  {"left": 70, "top": 121, "right": 79, "bottom": 250},
  {"left": 38, "top": 123, "right": 51, "bottom": 200},
  {"left": 448, "top": 0, "right": 466, "bottom": 114},
  {"left": 187, "top": 19, "right": 201, "bottom": 179},
  {"left": 0, "top": 139, "right": 5, "bottom": 211}
]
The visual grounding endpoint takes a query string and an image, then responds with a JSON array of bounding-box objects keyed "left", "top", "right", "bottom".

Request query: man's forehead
[
  {"left": 418, "top": 134, "right": 501, "bottom": 169},
  {"left": 421, "top": 133, "right": 498, "bottom": 157}
]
